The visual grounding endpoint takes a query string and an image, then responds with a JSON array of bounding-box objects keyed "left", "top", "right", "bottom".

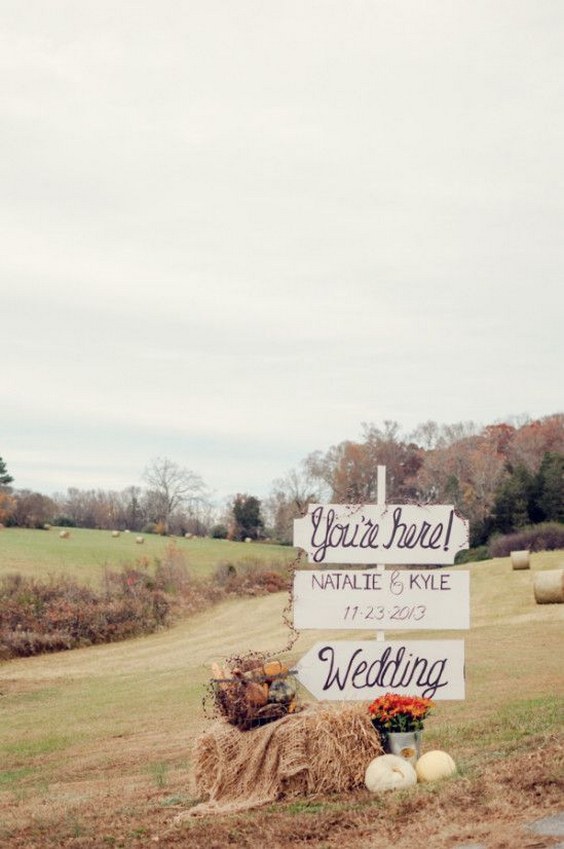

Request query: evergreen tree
[
  {"left": 231, "top": 494, "right": 264, "bottom": 541},
  {"left": 535, "top": 452, "right": 564, "bottom": 522},
  {"left": 0, "top": 456, "right": 14, "bottom": 487},
  {"left": 492, "top": 464, "right": 535, "bottom": 533}
]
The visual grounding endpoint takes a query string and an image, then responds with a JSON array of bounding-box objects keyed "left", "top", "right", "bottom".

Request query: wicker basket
[{"left": 212, "top": 663, "right": 299, "bottom": 731}]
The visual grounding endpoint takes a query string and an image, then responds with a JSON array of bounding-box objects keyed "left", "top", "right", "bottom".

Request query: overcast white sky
[{"left": 2, "top": 0, "right": 562, "bottom": 503}]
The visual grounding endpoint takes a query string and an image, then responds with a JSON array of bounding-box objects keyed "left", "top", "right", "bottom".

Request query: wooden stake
[{"left": 377, "top": 465, "right": 386, "bottom": 642}]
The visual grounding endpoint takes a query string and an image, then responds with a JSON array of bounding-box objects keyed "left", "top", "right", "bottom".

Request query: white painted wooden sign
[
  {"left": 293, "top": 503, "right": 469, "bottom": 565},
  {"left": 295, "top": 640, "right": 465, "bottom": 701},
  {"left": 293, "top": 569, "right": 470, "bottom": 631}
]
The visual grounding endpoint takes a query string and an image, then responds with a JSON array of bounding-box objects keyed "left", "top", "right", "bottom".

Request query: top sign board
[{"left": 293, "top": 504, "right": 469, "bottom": 565}]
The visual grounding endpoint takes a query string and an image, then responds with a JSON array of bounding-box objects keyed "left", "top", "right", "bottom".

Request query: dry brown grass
[{"left": 1, "top": 551, "right": 563, "bottom": 848}]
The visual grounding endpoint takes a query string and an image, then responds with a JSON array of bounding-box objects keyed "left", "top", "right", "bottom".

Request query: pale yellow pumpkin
[
  {"left": 415, "top": 750, "right": 457, "bottom": 782},
  {"left": 364, "top": 755, "right": 417, "bottom": 793}
]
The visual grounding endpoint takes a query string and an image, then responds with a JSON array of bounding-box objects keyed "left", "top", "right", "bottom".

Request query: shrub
[
  {"left": 488, "top": 522, "right": 564, "bottom": 558},
  {"left": 0, "top": 546, "right": 293, "bottom": 659},
  {"left": 454, "top": 546, "right": 490, "bottom": 564},
  {"left": 52, "top": 515, "right": 74, "bottom": 527},
  {"left": 212, "top": 557, "right": 290, "bottom": 596},
  {"left": 0, "top": 570, "right": 173, "bottom": 658},
  {"left": 214, "top": 562, "right": 238, "bottom": 584},
  {"left": 210, "top": 524, "right": 228, "bottom": 539}
]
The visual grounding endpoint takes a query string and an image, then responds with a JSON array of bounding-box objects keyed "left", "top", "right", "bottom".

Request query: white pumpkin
[
  {"left": 416, "top": 750, "right": 457, "bottom": 783},
  {"left": 364, "top": 755, "right": 417, "bottom": 793}
]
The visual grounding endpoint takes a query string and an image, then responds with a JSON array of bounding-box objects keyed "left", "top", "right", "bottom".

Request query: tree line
[
  {"left": 266, "top": 414, "right": 563, "bottom": 547},
  {"left": 0, "top": 456, "right": 265, "bottom": 542},
  {"left": 1, "top": 413, "right": 562, "bottom": 548}
]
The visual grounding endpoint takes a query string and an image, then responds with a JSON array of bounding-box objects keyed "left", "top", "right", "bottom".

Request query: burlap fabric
[{"left": 180, "top": 703, "right": 383, "bottom": 818}]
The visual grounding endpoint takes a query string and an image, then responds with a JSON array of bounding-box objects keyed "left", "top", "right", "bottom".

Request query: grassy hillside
[
  {"left": 0, "top": 550, "right": 563, "bottom": 848},
  {"left": 0, "top": 527, "right": 297, "bottom": 584}
]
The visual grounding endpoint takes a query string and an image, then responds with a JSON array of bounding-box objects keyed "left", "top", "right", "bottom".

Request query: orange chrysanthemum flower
[{"left": 368, "top": 693, "right": 434, "bottom": 731}]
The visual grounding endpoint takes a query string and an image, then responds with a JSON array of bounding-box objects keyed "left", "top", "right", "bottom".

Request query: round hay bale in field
[
  {"left": 136, "top": 535, "right": 144, "bottom": 544},
  {"left": 511, "top": 549, "right": 530, "bottom": 570},
  {"left": 111, "top": 530, "right": 120, "bottom": 538},
  {"left": 59, "top": 530, "right": 70, "bottom": 539},
  {"left": 185, "top": 532, "right": 193, "bottom": 539},
  {"left": 533, "top": 569, "right": 564, "bottom": 604}
]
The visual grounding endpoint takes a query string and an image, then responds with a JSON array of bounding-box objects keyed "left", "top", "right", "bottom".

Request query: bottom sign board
[{"left": 296, "top": 640, "right": 465, "bottom": 701}]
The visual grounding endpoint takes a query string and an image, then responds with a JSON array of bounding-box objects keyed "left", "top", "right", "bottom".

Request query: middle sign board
[{"left": 293, "top": 568, "right": 470, "bottom": 631}]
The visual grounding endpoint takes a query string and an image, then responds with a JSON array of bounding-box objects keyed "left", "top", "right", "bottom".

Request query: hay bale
[
  {"left": 180, "top": 703, "right": 384, "bottom": 818},
  {"left": 511, "top": 549, "right": 530, "bottom": 570},
  {"left": 111, "top": 530, "right": 120, "bottom": 538},
  {"left": 533, "top": 569, "right": 564, "bottom": 604},
  {"left": 136, "top": 535, "right": 144, "bottom": 544},
  {"left": 59, "top": 530, "right": 70, "bottom": 539}
]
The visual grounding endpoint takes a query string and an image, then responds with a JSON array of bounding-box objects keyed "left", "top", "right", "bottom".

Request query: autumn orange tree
[
  {"left": 304, "top": 421, "right": 422, "bottom": 504},
  {"left": 506, "top": 414, "right": 564, "bottom": 472},
  {"left": 416, "top": 430, "right": 506, "bottom": 545},
  {"left": 292, "top": 415, "right": 562, "bottom": 549},
  {"left": 0, "top": 492, "right": 15, "bottom": 525}
]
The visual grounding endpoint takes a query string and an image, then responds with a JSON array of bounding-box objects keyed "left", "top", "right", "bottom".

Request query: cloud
[{"left": 1, "top": 0, "right": 562, "bottom": 498}]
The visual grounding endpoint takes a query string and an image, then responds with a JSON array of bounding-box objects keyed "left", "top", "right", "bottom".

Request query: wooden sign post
[{"left": 293, "top": 466, "right": 470, "bottom": 701}]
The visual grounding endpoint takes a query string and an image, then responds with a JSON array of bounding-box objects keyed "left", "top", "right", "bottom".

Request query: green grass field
[
  {"left": 0, "top": 542, "right": 563, "bottom": 848},
  {"left": 0, "top": 527, "right": 298, "bottom": 584}
]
